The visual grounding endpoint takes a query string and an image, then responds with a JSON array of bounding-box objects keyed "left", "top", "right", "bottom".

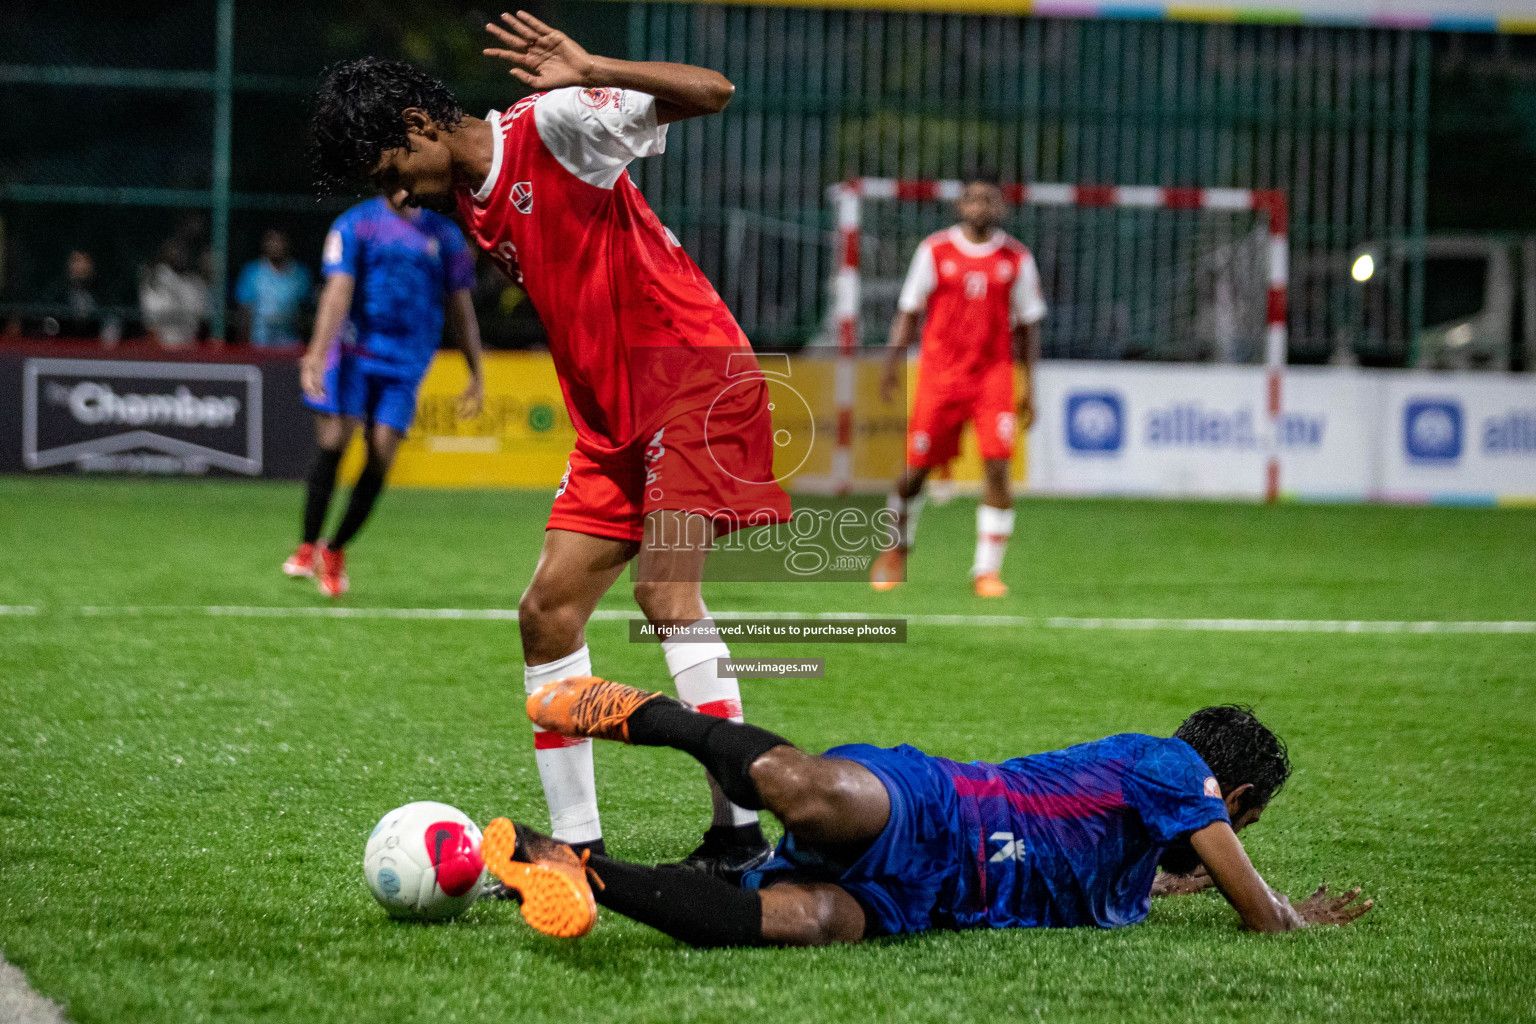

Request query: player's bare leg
[
  {"left": 520, "top": 529, "right": 636, "bottom": 663},
  {"left": 872, "top": 464, "right": 929, "bottom": 590},
  {"left": 927, "top": 461, "right": 957, "bottom": 505},
  {"left": 973, "top": 457, "right": 1015, "bottom": 598},
  {"left": 632, "top": 509, "right": 773, "bottom": 879},
  {"left": 495, "top": 815, "right": 870, "bottom": 946},
  {"left": 517, "top": 528, "right": 637, "bottom": 854},
  {"left": 524, "top": 680, "right": 887, "bottom": 945},
  {"left": 318, "top": 420, "right": 402, "bottom": 597},
  {"left": 285, "top": 413, "right": 355, "bottom": 578},
  {"left": 527, "top": 678, "right": 890, "bottom": 842}
]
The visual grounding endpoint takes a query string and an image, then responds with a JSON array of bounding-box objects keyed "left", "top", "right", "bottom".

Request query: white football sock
[
  {"left": 972, "top": 503, "right": 1016, "bottom": 577},
  {"left": 524, "top": 645, "right": 601, "bottom": 845},
  {"left": 661, "top": 620, "right": 759, "bottom": 829},
  {"left": 888, "top": 490, "right": 926, "bottom": 550}
]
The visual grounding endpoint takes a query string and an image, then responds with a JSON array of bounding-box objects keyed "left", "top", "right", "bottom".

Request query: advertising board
[
  {"left": 1030, "top": 362, "right": 1536, "bottom": 504},
  {"left": 0, "top": 349, "right": 312, "bottom": 479}
]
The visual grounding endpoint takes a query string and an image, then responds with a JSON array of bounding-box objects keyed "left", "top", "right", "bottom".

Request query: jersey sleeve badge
[
  {"left": 1203, "top": 776, "right": 1222, "bottom": 799},
  {"left": 579, "top": 87, "right": 618, "bottom": 108}
]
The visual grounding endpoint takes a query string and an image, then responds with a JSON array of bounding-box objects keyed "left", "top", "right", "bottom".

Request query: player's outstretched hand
[
  {"left": 1291, "top": 884, "right": 1373, "bottom": 927},
  {"left": 457, "top": 376, "right": 485, "bottom": 420},
  {"left": 1150, "top": 866, "right": 1215, "bottom": 897},
  {"left": 484, "top": 11, "right": 595, "bottom": 90}
]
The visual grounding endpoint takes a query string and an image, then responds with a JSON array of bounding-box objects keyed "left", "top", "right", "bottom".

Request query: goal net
[
  {"left": 825, "top": 179, "right": 1289, "bottom": 497},
  {"left": 832, "top": 180, "right": 1285, "bottom": 363}
]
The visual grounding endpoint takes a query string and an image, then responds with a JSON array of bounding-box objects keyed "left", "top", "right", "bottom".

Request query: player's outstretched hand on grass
[
  {"left": 1150, "top": 866, "right": 1215, "bottom": 897},
  {"left": 484, "top": 11, "right": 595, "bottom": 90},
  {"left": 457, "top": 376, "right": 485, "bottom": 420},
  {"left": 1291, "top": 884, "right": 1373, "bottom": 927}
]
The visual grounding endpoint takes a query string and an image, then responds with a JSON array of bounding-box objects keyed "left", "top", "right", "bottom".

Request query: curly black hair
[
  {"left": 1173, "top": 704, "right": 1291, "bottom": 814},
  {"left": 309, "top": 57, "right": 464, "bottom": 195}
]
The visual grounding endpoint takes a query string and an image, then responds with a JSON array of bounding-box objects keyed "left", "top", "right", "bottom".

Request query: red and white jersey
[
  {"left": 897, "top": 226, "right": 1046, "bottom": 391},
  {"left": 456, "top": 87, "right": 754, "bottom": 454}
]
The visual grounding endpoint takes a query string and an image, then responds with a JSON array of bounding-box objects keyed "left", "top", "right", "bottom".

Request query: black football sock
[
  {"left": 587, "top": 855, "right": 766, "bottom": 948},
  {"left": 627, "top": 698, "right": 791, "bottom": 811},
  {"left": 568, "top": 836, "right": 607, "bottom": 858},
  {"left": 301, "top": 448, "right": 343, "bottom": 544},
  {"left": 696, "top": 822, "right": 766, "bottom": 851},
  {"left": 328, "top": 458, "right": 387, "bottom": 550}
]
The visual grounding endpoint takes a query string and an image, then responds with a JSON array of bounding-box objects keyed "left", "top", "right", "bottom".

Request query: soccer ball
[{"left": 363, "top": 801, "right": 488, "bottom": 921}]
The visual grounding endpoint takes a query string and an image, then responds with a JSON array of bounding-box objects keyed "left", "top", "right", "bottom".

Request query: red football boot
[
  {"left": 317, "top": 544, "right": 349, "bottom": 598},
  {"left": 282, "top": 543, "right": 316, "bottom": 578}
]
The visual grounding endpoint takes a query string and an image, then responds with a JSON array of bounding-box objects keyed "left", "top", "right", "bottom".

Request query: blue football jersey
[
  {"left": 321, "top": 197, "right": 477, "bottom": 379},
  {"left": 936, "top": 734, "right": 1230, "bottom": 929}
]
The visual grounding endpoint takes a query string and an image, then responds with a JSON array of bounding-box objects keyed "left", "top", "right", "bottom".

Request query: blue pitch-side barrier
[{"left": 1030, "top": 362, "right": 1536, "bottom": 505}]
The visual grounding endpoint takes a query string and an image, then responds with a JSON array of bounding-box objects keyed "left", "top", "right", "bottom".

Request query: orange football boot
[
  {"left": 973, "top": 571, "right": 1010, "bottom": 598},
  {"left": 526, "top": 676, "right": 663, "bottom": 743},
  {"left": 869, "top": 548, "right": 906, "bottom": 592},
  {"left": 479, "top": 818, "right": 599, "bottom": 938}
]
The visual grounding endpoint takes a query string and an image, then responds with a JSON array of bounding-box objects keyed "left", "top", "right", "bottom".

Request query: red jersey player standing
[
  {"left": 870, "top": 181, "right": 1047, "bottom": 597},
  {"left": 310, "top": 12, "right": 790, "bottom": 878}
]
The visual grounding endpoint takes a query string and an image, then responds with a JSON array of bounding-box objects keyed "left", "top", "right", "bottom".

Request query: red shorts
[
  {"left": 548, "top": 381, "right": 792, "bottom": 543},
  {"left": 906, "top": 361, "right": 1018, "bottom": 468}
]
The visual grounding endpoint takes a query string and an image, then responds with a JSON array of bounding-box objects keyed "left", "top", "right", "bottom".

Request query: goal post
[{"left": 829, "top": 178, "right": 1289, "bottom": 501}]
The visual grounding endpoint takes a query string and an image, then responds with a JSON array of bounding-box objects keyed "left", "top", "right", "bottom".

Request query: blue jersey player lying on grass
[{"left": 477, "top": 676, "right": 1373, "bottom": 945}]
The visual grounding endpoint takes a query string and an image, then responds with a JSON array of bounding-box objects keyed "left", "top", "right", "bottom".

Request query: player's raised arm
[{"left": 484, "top": 11, "right": 733, "bottom": 124}]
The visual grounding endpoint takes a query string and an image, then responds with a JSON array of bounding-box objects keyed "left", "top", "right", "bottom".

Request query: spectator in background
[
  {"left": 140, "top": 239, "right": 208, "bottom": 347},
  {"left": 236, "top": 229, "right": 312, "bottom": 347},
  {"left": 45, "top": 250, "right": 122, "bottom": 342}
]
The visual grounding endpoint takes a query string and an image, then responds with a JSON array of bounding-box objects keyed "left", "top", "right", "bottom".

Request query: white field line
[
  {"left": 0, "top": 604, "right": 1532, "bottom": 634},
  {"left": 0, "top": 953, "right": 68, "bottom": 1024}
]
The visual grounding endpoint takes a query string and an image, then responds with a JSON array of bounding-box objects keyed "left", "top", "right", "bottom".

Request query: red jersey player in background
[
  {"left": 310, "top": 12, "right": 790, "bottom": 880},
  {"left": 870, "top": 181, "right": 1047, "bottom": 598}
]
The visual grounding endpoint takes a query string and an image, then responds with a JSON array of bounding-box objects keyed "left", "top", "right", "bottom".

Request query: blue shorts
[
  {"left": 303, "top": 353, "right": 422, "bottom": 434},
  {"left": 741, "top": 744, "right": 966, "bottom": 936}
]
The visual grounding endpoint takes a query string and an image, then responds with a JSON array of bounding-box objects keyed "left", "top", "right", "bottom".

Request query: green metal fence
[
  {"left": 1, "top": 1, "right": 1432, "bottom": 363},
  {"left": 0, "top": 0, "right": 534, "bottom": 347},
  {"left": 625, "top": 3, "right": 1431, "bottom": 362}
]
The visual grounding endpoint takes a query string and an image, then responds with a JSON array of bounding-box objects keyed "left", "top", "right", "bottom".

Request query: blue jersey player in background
[
  {"left": 472, "top": 678, "right": 1373, "bottom": 945},
  {"left": 284, "top": 192, "right": 484, "bottom": 597}
]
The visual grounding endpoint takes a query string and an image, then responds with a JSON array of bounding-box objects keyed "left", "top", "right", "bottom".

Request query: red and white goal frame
[{"left": 828, "top": 178, "right": 1290, "bottom": 502}]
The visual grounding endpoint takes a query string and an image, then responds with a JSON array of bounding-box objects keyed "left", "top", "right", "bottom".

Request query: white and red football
[{"left": 363, "top": 801, "right": 487, "bottom": 921}]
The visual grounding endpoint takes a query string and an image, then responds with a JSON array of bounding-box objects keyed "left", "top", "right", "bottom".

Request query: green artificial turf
[{"left": 0, "top": 477, "right": 1533, "bottom": 1023}]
